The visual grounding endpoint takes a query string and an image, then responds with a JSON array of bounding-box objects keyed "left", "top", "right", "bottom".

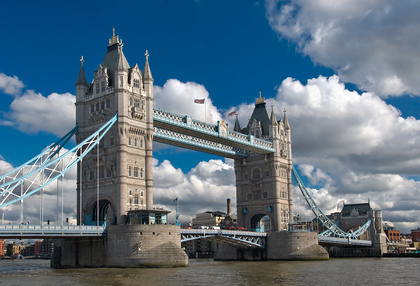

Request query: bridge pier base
[
  {"left": 266, "top": 232, "right": 328, "bottom": 260},
  {"left": 214, "top": 231, "right": 328, "bottom": 261},
  {"left": 51, "top": 225, "right": 188, "bottom": 268}
]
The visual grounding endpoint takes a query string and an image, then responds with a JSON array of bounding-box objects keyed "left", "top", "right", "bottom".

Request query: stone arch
[
  {"left": 250, "top": 213, "right": 271, "bottom": 232},
  {"left": 85, "top": 195, "right": 116, "bottom": 226}
]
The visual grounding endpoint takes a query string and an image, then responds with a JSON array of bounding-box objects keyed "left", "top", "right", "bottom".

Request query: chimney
[{"left": 227, "top": 198, "right": 231, "bottom": 217}]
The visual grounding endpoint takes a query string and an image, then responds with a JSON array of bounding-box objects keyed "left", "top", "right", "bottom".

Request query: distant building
[
  {"left": 191, "top": 211, "right": 226, "bottom": 227},
  {"left": 385, "top": 229, "right": 401, "bottom": 243},
  {"left": 411, "top": 228, "right": 420, "bottom": 243},
  {"left": 0, "top": 239, "right": 5, "bottom": 256},
  {"left": 182, "top": 238, "right": 217, "bottom": 258}
]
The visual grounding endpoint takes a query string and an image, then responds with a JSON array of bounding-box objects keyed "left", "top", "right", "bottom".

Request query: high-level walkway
[{"left": 153, "top": 108, "right": 275, "bottom": 158}]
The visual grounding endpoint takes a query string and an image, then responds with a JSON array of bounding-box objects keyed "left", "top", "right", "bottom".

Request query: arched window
[{"left": 252, "top": 168, "right": 261, "bottom": 180}]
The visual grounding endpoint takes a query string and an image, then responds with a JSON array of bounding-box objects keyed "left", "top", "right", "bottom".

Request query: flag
[
  {"left": 228, "top": 110, "right": 236, "bottom": 116},
  {"left": 194, "top": 99, "right": 205, "bottom": 104},
  {"left": 174, "top": 197, "right": 178, "bottom": 201}
]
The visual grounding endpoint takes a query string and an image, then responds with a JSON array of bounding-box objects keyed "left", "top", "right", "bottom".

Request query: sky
[{"left": 1, "top": 0, "right": 420, "bottom": 233}]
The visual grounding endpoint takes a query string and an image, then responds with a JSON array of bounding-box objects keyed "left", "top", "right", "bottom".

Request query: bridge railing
[{"left": 0, "top": 224, "right": 106, "bottom": 237}]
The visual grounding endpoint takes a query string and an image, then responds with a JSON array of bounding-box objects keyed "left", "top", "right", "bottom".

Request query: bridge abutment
[
  {"left": 214, "top": 231, "right": 328, "bottom": 261},
  {"left": 52, "top": 224, "right": 188, "bottom": 268}
]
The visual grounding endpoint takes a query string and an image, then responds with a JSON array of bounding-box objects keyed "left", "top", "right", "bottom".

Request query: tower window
[
  {"left": 128, "top": 137, "right": 131, "bottom": 146},
  {"left": 134, "top": 138, "right": 137, "bottom": 147},
  {"left": 128, "top": 166, "right": 132, "bottom": 177},
  {"left": 134, "top": 167, "right": 139, "bottom": 177},
  {"left": 134, "top": 98, "right": 140, "bottom": 108},
  {"left": 101, "top": 82, "right": 105, "bottom": 92},
  {"left": 106, "top": 99, "right": 111, "bottom": 108},
  {"left": 90, "top": 104, "right": 94, "bottom": 113},
  {"left": 140, "top": 168, "right": 144, "bottom": 178},
  {"left": 139, "top": 139, "right": 143, "bottom": 148},
  {"left": 96, "top": 103, "right": 100, "bottom": 111},
  {"left": 101, "top": 101, "right": 105, "bottom": 110},
  {"left": 120, "top": 76, "right": 123, "bottom": 87},
  {"left": 134, "top": 79, "right": 140, "bottom": 88},
  {"left": 96, "top": 83, "right": 99, "bottom": 94},
  {"left": 134, "top": 195, "right": 139, "bottom": 204}
]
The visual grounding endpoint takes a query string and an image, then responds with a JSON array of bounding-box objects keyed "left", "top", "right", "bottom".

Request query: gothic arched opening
[
  {"left": 250, "top": 214, "right": 271, "bottom": 232},
  {"left": 89, "top": 200, "right": 112, "bottom": 226}
]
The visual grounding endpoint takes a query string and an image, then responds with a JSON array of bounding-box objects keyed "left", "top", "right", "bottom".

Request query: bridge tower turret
[
  {"left": 75, "top": 29, "right": 153, "bottom": 225},
  {"left": 234, "top": 93, "right": 293, "bottom": 232}
]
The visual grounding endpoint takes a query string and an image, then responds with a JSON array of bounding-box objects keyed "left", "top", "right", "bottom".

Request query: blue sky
[{"left": 1, "top": 0, "right": 420, "bottom": 233}]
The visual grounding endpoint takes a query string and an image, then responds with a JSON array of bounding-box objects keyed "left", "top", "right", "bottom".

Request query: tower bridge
[{"left": 0, "top": 30, "right": 386, "bottom": 267}]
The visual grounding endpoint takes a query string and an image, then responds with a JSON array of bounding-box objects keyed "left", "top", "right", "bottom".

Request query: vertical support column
[{"left": 145, "top": 132, "right": 153, "bottom": 210}]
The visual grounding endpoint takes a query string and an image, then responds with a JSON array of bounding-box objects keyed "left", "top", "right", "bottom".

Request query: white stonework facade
[
  {"left": 75, "top": 30, "right": 154, "bottom": 225},
  {"left": 234, "top": 94, "right": 293, "bottom": 232}
]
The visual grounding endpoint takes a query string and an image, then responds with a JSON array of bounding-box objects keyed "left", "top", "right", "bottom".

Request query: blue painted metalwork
[
  {"left": 0, "top": 114, "right": 117, "bottom": 208},
  {"left": 153, "top": 108, "right": 275, "bottom": 157},
  {"left": 292, "top": 166, "right": 371, "bottom": 240},
  {"left": 181, "top": 229, "right": 266, "bottom": 248},
  {"left": 0, "top": 124, "right": 78, "bottom": 191}
]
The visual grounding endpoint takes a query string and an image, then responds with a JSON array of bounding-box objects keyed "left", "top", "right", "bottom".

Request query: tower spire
[
  {"left": 143, "top": 50, "right": 154, "bottom": 82},
  {"left": 109, "top": 28, "right": 120, "bottom": 46},
  {"left": 283, "top": 108, "right": 290, "bottom": 130},
  {"left": 76, "top": 56, "right": 87, "bottom": 85}
]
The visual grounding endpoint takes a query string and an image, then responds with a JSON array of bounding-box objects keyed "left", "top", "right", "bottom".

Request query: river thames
[{"left": 0, "top": 258, "right": 417, "bottom": 285}]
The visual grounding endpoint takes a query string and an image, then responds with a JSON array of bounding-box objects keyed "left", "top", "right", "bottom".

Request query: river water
[{"left": 0, "top": 258, "right": 417, "bottom": 285}]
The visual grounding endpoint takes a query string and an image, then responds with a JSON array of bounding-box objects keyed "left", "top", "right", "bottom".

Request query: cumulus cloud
[
  {"left": 266, "top": 0, "right": 420, "bottom": 97},
  {"left": 153, "top": 158, "right": 236, "bottom": 223},
  {"left": 0, "top": 73, "right": 24, "bottom": 96},
  {"left": 0, "top": 73, "right": 76, "bottom": 137},
  {"left": 154, "top": 79, "right": 223, "bottom": 124},
  {"left": 8, "top": 90, "right": 75, "bottom": 137}
]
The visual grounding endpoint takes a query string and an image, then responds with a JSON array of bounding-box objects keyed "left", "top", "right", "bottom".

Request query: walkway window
[{"left": 252, "top": 168, "right": 261, "bottom": 180}]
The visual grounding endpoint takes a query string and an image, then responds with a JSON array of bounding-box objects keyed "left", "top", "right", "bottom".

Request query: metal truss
[
  {"left": 153, "top": 108, "right": 275, "bottom": 157},
  {"left": 181, "top": 229, "right": 266, "bottom": 248},
  {"left": 292, "top": 166, "right": 371, "bottom": 240},
  {"left": 0, "top": 125, "right": 78, "bottom": 192},
  {"left": 154, "top": 126, "right": 248, "bottom": 158},
  {"left": 0, "top": 114, "right": 117, "bottom": 208}
]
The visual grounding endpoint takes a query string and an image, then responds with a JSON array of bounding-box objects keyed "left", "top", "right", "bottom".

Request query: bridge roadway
[
  {"left": 153, "top": 108, "right": 275, "bottom": 159},
  {"left": 181, "top": 229, "right": 267, "bottom": 248},
  {"left": 0, "top": 224, "right": 372, "bottom": 247},
  {"left": 0, "top": 224, "right": 105, "bottom": 238}
]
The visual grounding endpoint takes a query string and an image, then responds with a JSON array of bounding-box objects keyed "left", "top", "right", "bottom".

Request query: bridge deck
[
  {"left": 318, "top": 236, "right": 372, "bottom": 246},
  {"left": 0, "top": 224, "right": 106, "bottom": 238},
  {"left": 153, "top": 108, "right": 275, "bottom": 158}
]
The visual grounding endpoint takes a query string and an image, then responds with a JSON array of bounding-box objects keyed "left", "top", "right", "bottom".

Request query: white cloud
[
  {"left": 153, "top": 158, "right": 236, "bottom": 223},
  {"left": 266, "top": 0, "right": 420, "bottom": 97},
  {"left": 0, "top": 73, "right": 24, "bottom": 96},
  {"left": 154, "top": 79, "right": 222, "bottom": 124},
  {"left": 8, "top": 90, "right": 75, "bottom": 137},
  {"left": 0, "top": 73, "right": 76, "bottom": 137}
]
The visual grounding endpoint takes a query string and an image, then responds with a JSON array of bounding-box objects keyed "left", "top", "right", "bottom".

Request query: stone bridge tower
[
  {"left": 234, "top": 93, "right": 293, "bottom": 232},
  {"left": 75, "top": 30, "right": 154, "bottom": 225}
]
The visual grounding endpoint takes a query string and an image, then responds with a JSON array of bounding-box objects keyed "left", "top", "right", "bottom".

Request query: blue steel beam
[{"left": 153, "top": 108, "right": 275, "bottom": 156}]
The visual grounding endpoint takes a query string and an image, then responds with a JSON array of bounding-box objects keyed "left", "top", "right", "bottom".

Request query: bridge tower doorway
[{"left": 234, "top": 94, "right": 293, "bottom": 232}]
